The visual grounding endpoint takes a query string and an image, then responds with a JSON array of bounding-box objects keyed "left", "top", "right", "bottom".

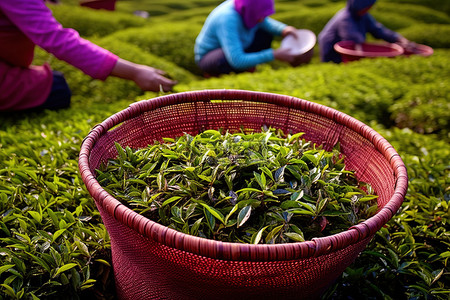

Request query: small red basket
[
  {"left": 80, "top": 0, "right": 116, "bottom": 11},
  {"left": 79, "top": 90, "right": 408, "bottom": 299},
  {"left": 334, "top": 41, "right": 404, "bottom": 63},
  {"left": 402, "top": 43, "right": 434, "bottom": 57}
]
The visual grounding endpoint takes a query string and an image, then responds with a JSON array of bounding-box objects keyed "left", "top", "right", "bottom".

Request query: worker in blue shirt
[{"left": 194, "top": 0, "right": 299, "bottom": 77}]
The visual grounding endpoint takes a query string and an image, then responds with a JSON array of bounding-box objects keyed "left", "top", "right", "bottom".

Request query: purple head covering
[{"left": 234, "top": 0, "right": 275, "bottom": 29}]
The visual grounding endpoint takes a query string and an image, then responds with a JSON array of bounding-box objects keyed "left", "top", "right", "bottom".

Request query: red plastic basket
[
  {"left": 402, "top": 43, "right": 434, "bottom": 57},
  {"left": 334, "top": 41, "right": 404, "bottom": 63},
  {"left": 80, "top": 0, "right": 116, "bottom": 10},
  {"left": 79, "top": 90, "right": 408, "bottom": 299}
]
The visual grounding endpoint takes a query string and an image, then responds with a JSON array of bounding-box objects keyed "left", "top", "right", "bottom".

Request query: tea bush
[
  {"left": 115, "top": 0, "right": 220, "bottom": 15},
  {"left": 399, "top": 24, "right": 450, "bottom": 49},
  {"left": 379, "top": 0, "right": 450, "bottom": 16},
  {"left": 276, "top": 5, "right": 341, "bottom": 35},
  {"left": 0, "top": 0, "right": 448, "bottom": 298},
  {"left": 32, "top": 40, "right": 196, "bottom": 105},
  {"left": 49, "top": 4, "right": 147, "bottom": 37},
  {"left": 373, "top": 3, "right": 450, "bottom": 25},
  {"left": 389, "top": 81, "right": 450, "bottom": 137},
  {"left": 369, "top": 11, "right": 415, "bottom": 31},
  {"left": 156, "top": 6, "right": 218, "bottom": 25},
  {"left": 327, "top": 126, "right": 450, "bottom": 299},
  {"left": 102, "top": 22, "right": 203, "bottom": 74},
  {"left": 0, "top": 112, "right": 113, "bottom": 299},
  {"left": 178, "top": 52, "right": 445, "bottom": 124}
]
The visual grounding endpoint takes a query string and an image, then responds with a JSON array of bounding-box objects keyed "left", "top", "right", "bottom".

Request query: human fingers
[
  {"left": 157, "top": 76, "right": 177, "bottom": 92},
  {"left": 282, "top": 26, "right": 298, "bottom": 38}
]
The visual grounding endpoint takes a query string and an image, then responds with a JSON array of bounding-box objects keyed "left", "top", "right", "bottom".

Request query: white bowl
[{"left": 281, "top": 29, "right": 316, "bottom": 56}]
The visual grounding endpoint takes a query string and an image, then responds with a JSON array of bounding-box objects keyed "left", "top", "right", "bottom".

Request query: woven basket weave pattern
[{"left": 79, "top": 90, "right": 407, "bottom": 299}]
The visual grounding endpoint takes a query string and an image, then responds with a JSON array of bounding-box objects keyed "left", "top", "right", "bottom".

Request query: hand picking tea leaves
[{"left": 96, "top": 128, "right": 378, "bottom": 244}]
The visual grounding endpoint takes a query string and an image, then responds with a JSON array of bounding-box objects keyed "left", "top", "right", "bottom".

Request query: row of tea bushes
[
  {"left": 48, "top": 0, "right": 450, "bottom": 78},
  {"left": 1, "top": 103, "right": 447, "bottom": 299},
  {"left": 0, "top": 0, "right": 447, "bottom": 298},
  {"left": 373, "top": 2, "right": 450, "bottom": 25},
  {"left": 0, "top": 110, "right": 114, "bottom": 299},
  {"left": 172, "top": 50, "right": 449, "bottom": 136},
  {"left": 389, "top": 81, "right": 449, "bottom": 136},
  {"left": 399, "top": 24, "right": 450, "bottom": 49},
  {"left": 49, "top": 4, "right": 147, "bottom": 37},
  {"left": 32, "top": 37, "right": 197, "bottom": 106},
  {"left": 115, "top": 0, "right": 221, "bottom": 16},
  {"left": 102, "top": 22, "right": 203, "bottom": 75},
  {"left": 326, "top": 126, "right": 450, "bottom": 299},
  {"left": 276, "top": 5, "right": 340, "bottom": 35},
  {"left": 380, "top": 0, "right": 450, "bottom": 16}
]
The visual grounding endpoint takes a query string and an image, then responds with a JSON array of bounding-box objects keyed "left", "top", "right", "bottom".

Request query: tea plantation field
[{"left": 0, "top": 0, "right": 449, "bottom": 299}]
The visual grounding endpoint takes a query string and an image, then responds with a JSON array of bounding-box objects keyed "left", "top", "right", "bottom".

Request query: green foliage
[
  {"left": 378, "top": 0, "right": 450, "bottom": 16},
  {"left": 115, "top": 0, "right": 221, "bottom": 16},
  {"left": 389, "top": 81, "right": 450, "bottom": 137},
  {"left": 325, "top": 127, "right": 450, "bottom": 299},
  {"left": 374, "top": 3, "right": 450, "bottom": 25},
  {"left": 276, "top": 4, "right": 341, "bottom": 35},
  {"left": 99, "top": 129, "right": 378, "bottom": 244},
  {"left": 370, "top": 11, "right": 415, "bottom": 31},
  {"left": 0, "top": 0, "right": 449, "bottom": 298},
  {"left": 32, "top": 40, "right": 196, "bottom": 106},
  {"left": 399, "top": 24, "right": 450, "bottom": 49},
  {"left": 102, "top": 22, "right": 203, "bottom": 74},
  {"left": 0, "top": 115, "right": 112, "bottom": 299},
  {"left": 49, "top": 4, "right": 147, "bottom": 37}
]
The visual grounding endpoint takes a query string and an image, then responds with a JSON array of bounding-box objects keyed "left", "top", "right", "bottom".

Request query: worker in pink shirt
[{"left": 0, "top": 0, "right": 177, "bottom": 111}]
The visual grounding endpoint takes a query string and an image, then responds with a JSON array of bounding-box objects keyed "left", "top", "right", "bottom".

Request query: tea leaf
[
  {"left": 251, "top": 225, "right": 269, "bottom": 244},
  {"left": 114, "top": 142, "right": 126, "bottom": 161},
  {"left": 161, "top": 196, "right": 182, "bottom": 207},
  {"left": 53, "top": 229, "right": 66, "bottom": 242},
  {"left": 265, "top": 224, "right": 284, "bottom": 244},
  {"left": 199, "top": 203, "right": 225, "bottom": 224},
  {"left": 284, "top": 232, "right": 305, "bottom": 242},
  {"left": 204, "top": 208, "right": 216, "bottom": 232},
  {"left": 27, "top": 210, "right": 42, "bottom": 223},
  {"left": 225, "top": 204, "right": 239, "bottom": 224},
  {"left": 274, "top": 166, "right": 286, "bottom": 182},
  {"left": 237, "top": 206, "right": 252, "bottom": 228},
  {"left": 53, "top": 263, "right": 78, "bottom": 278},
  {"left": 26, "top": 252, "right": 51, "bottom": 273},
  {"left": 0, "top": 265, "right": 14, "bottom": 276},
  {"left": 254, "top": 172, "right": 266, "bottom": 190}
]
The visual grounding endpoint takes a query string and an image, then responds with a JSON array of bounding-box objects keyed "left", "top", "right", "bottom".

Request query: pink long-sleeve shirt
[{"left": 0, "top": 0, "right": 118, "bottom": 111}]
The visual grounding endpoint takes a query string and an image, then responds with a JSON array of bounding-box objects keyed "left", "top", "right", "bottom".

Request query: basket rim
[
  {"left": 334, "top": 40, "right": 404, "bottom": 57},
  {"left": 78, "top": 89, "right": 408, "bottom": 261}
]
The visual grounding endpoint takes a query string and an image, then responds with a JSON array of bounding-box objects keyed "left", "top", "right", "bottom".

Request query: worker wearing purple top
[
  {"left": 318, "top": 0, "right": 412, "bottom": 63},
  {"left": 0, "top": 0, "right": 176, "bottom": 111},
  {"left": 195, "top": 0, "right": 300, "bottom": 77}
]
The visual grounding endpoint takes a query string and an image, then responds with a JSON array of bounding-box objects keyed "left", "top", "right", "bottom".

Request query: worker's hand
[
  {"left": 282, "top": 26, "right": 299, "bottom": 38},
  {"left": 396, "top": 36, "right": 415, "bottom": 49},
  {"left": 132, "top": 65, "right": 177, "bottom": 92},
  {"left": 273, "top": 47, "right": 297, "bottom": 64},
  {"left": 111, "top": 58, "right": 177, "bottom": 92}
]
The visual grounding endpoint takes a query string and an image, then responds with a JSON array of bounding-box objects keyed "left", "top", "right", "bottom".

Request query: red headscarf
[{"left": 234, "top": 0, "right": 275, "bottom": 29}]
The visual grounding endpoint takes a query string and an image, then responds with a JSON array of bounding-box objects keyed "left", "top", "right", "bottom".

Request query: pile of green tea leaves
[{"left": 96, "top": 128, "right": 378, "bottom": 244}]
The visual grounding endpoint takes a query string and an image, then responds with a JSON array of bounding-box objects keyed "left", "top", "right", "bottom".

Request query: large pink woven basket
[{"left": 79, "top": 90, "right": 408, "bottom": 299}]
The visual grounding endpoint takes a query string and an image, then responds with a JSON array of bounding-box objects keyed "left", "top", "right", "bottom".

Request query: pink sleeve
[{"left": 0, "top": 0, "right": 118, "bottom": 80}]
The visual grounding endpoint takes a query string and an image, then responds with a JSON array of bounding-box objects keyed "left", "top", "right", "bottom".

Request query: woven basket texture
[{"left": 79, "top": 89, "right": 408, "bottom": 300}]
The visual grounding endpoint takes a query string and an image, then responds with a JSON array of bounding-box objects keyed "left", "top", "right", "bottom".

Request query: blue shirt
[
  {"left": 318, "top": 0, "right": 400, "bottom": 63},
  {"left": 194, "top": 0, "right": 286, "bottom": 70}
]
